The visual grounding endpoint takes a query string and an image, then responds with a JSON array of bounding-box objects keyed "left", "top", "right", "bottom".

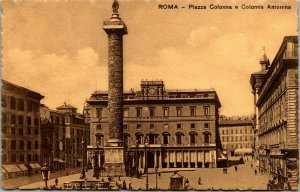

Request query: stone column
[
  {"left": 195, "top": 151, "right": 198, "bottom": 168},
  {"left": 203, "top": 151, "right": 205, "bottom": 168},
  {"left": 154, "top": 151, "right": 157, "bottom": 168},
  {"left": 167, "top": 151, "right": 170, "bottom": 168},
  {"left": 159, "top": 151, "right": 162, "bottom": 168},
  {"left": 181, "top": 150, "right": 184, "bottom": 167},
  {"left": 174, "top": 151, "right": 177, "bottom": 167},
  {"left": 102, "top": 1, "right": 128, "bottom": 176},
  {"left": 188, "top": 151, "right": 191, "bottom": 168}
]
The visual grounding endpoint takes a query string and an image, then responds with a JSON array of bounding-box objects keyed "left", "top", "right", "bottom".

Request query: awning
[
  {"left": 17, "top": 164, "right": 28, "bottom": 171},
  {"left": 77, "top": 159, "right": 83, "bottom": 162},
  {"left": 29, "top": 163, "right": 41, "bottom": 169},
  {"left": 34, "top": 163, "right": 41, "bottom": 169},
  {"left": 53, "top": 158, "right": 59, "bottom": 162},
  {"left": 58, "top": 159, "right": 65, "bottom": 163},
  {"left": 2, "top": 165, "right": 22, "bottom": 173},
  {"left": 234, "top": 148, "right": 253, "bottom": 154},
  {"left": 229, "top": 156, "right": 242, "bottom": 161},
  {"left": 217, "top": 149, "right": 227, "bottom": 160}
]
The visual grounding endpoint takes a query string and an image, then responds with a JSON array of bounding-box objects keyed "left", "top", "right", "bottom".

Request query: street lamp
[
  {"left": 135, "top": 140, "right": 139, "bottom": 178},
  {"left": 155, "top": 166, "right": 159, "bottom": 190},
  {"left": 41, "top": 163, "right": 51, "bottom": 189},
  {"left": 80, "top": 136, "right": 86, "bottom": 179},
  {"left": 144, "top": 138, "right": 149, "bottom": 190}
]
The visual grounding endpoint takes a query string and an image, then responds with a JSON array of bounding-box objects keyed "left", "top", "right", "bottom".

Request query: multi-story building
[
  {"left": 1, "top": 80, "right": 44, "bottom": 178},
  {"left": 250, "top": 36, "right": 298, "bottom": 189},
  {"left": 40, "top": 103, "right": 90, "bottom": 169},
  {"left": 85, "top": 80, "right": 223, "bottom": 176},
  {"left": 219, "top": 116, "right": 254, "bottom": 157}
]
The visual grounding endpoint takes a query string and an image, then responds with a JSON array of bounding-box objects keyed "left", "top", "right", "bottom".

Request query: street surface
[
  {"left": 2, "top": 167, "right": 81, "bottom": 189},
  {"left": 18, "top": 159, "right": 269, "bottom": 190}
]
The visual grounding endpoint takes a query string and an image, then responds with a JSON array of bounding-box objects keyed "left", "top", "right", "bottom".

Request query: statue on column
[{"left": 112, "top": 0, "right": 119, "bottom": 13}]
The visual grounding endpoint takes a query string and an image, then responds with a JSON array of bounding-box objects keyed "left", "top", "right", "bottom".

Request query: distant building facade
[
  {"left": 1, "top": 80, "right": 44, "bottom": 178},
  {"left": 250, "top": 36, "right": 298, "bottom": 189},
  {"left": 40, "top": 103, "right": 90, "bottom": 169},
  {"left": 219, "top": 116, "right": 254, "bottom": 157},
  {"left": 85, "top": 80, "right": 223, "bottom": 176}
]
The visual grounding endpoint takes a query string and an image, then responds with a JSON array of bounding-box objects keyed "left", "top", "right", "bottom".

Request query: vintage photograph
[{"left": 1, "top": 0, "right": 298, "bottom": 190}]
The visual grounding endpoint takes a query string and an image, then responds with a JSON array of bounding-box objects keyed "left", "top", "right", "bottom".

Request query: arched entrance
[{"left": 147, "top": 151, "right": 155, "bottom": 168}]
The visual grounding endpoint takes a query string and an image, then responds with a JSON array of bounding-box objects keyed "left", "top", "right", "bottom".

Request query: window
[
  {"left": 176, "top": 108, "right": 182, "bottom": 116},
  {"left": 124, "top": 108, "right": 129, "bottom": 117},
  {"left": 34, "top": 118, "right": 38, "bottom": 126},
  {"left": 2, "top": 95, "right": 7, "bottom": 108},
  {"left": 2, "top": 154, "right": 7, "bottom": 163},
  {"left": 123, "top": 124, "right": 128, "bottom": 130},
  {"left": 27, "top": 141, "right": 32, "bottom": 150},
  {"left": 150, "top": 124, "right": 155, "bottom": 129},
  {"left": 163, "top": 135, "right": 169, "bottom": 145},
  {"left": 34, "top": 155, "right": 39, "bottom": 161},
  {"left": 11, "top": 127, "right": 15, "bottom": 134},
  {"left": 204, "top": 123, "right": 209, "bottom": 129},
  {"left": 27, "top": 101, "right": 33, "bottom": 112},
  {"left": 163, "top": 124, "right": 169, "bottom": 129},
  {"left": 176, "top": 134, "right": 182, "bottom": 145},
  {"left": 10, "top": 96, "right": 16, "bottom": 110},
  {"left": 240, "top": 129, "right": 242, "bottom": 134},
  {"left": 177, "top": 123, "right": 182, "bottom": 129},
  {"left": 18, "top": 99, "right": 24, "bottom": 111},
  {"left": 11, "top": 140, "right": 16, "bottom": 150},
  {"left": 27, "top": 117, "right": 32, "bottom": 126},
  {"left": 137, "top": 124, "right": 141, "bottom": 130},
  {"left": 18, "top": 116, "right": 23, "bottom": 125},
  {"left": 245, "top": 136, "right": 247, "bottom": 141},
  {"left": 11, "top": 115, "right": 16, "bottom": 124},
  {"left": 11, "top": 154, "right": 16, "bottom": 163},
  {"left": 235, "top": 129, "right": 238, "bottom": 134},
  {"left": 163, "top": 108, "right": 169, "bottom": 117},
  {"left": 19, "top": 141, "right": 24, "bottom": 150},
  {"left": 190, "top": 134, "right": 196, "bottom": 144},
  {"left": 2, "top": 140, "right": 6, "bottom": 150},
  {"left": 19, "top": 128, "right": 23, "bottom": 136},
  {"left": 20, "top": 154, "right": 24, "bottom": 162},
  {"left": 56, "top": 117, "right": 60, "bottom": 124},
  {"left": 231, "top": 130, "right": 233, "bottom": 134},
  {"left": 2, "top": 113, "right": 7, "bottom": 124},
  {"left": 204, "top": 106, "right": 210, "bottom": 116},
  {"left": 34, "top": 128, "right": 39, "bottom": 135},
  {"left": 2, "top": 126, "right": 7, "bottom": 134},
  {"left": 28, "top": 154, "right": 32, "bottom": 162},
  {"left": 190, "top": 123, "right": 195, "bottom": 129},
  {"left": 35, "top": 141, "right": 39, "bottom": 149},
  {"left": 96, "top": 125, "right": 102, "bottom": 130},
  {"left": 190, "top": 107, "right": 196, "bottom": 116},
  {"left": 136, "top": 135, "right": 143, "bottom": 145},
  {"left": 222, "top": 130, "right": 224, "bottom": 134},
  {"left": 149, "top": 107, "right": 155, "bottom": 117},
  {"left": 96, "top": 108, "right": 102, "bottom": 119},
  {"left": 27, "top": 128, "right": 32, "bottom": 135},
  {"left": 136, "top": 108, "right": 142, "bottom": 117},
  {"left": 204, "top": 134, "right": 210, "bottom": 144},
  {"left": 65, "top": 117, "right": 70, "bottom": 124}
]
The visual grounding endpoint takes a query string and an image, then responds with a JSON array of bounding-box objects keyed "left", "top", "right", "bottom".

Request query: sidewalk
[{"left": 2, "top": 167, "right": 81, "bottom": 189}]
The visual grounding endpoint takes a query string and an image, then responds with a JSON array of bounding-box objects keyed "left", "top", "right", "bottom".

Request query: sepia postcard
[{"left": 1, "top": 0, "right": 298, "bottom": 190}]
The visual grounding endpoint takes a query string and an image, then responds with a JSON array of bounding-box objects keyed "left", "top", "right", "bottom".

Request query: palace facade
[
  {"left": 85, "top": 80, "right": 223, "bottom": 176},
  {"left": 219, "top": 116, "right": 254, "bottom": 157},
  {"left": 250, "top": 36, "right": 298, "bottom": 189},
  {"left": 1, "top": 80, "right": 44, "bottom": 179}
]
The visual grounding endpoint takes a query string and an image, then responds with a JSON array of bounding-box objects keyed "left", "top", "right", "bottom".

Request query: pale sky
[{"left": 2, "top": 0, "right": 298, "bottom": 116}]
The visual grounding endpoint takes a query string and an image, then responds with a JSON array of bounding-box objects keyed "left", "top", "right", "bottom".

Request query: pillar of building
[
  {"left": 203, "top": 151, "right": 205, "bottom": 168},
  {"left": 181, "top": 150, "right": 184, "bottom": 167},
  {"left": 174, "top": 151, "right": 177, "bottom": 167},
  {"left": 195, "top": 151, "right": 198, "bottom": 168},
  {"left": 167, "top": 151, "right": 170, "bottom": 168},
  {"left": 102, "top": 0, "right": 128, "bottom": 176},
  {"left": 154, "top": 151, "right": 157, "bottom": 168},
  {"left": 159, "top": 151, "right": 162, "bottom": 168},
  {"left": 188, "top": 151, "right": 191, "bottom": 168}
]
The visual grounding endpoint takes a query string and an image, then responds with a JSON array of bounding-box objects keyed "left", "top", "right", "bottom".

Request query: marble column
[
  {"left": 159, "top": 151, "right": 162, "bottom": 168},
  {"left": 103, "top": 0, "right": 128, "bottom": 176}
]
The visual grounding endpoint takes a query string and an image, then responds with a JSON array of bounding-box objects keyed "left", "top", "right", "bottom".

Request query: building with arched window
[{"left": 85, "top": 80, "right": 222, "bottom": 175}]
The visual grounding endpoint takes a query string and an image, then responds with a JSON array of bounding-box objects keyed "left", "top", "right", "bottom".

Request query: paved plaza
[{"left": 18, "top": 159, "right": 269, "bottom": 190}]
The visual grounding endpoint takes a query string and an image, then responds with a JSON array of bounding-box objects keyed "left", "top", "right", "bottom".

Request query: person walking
[
  {"left": 122, "top": 180, "right": 127, "bottom": 190},
  {"left": 55, "top": 178, "right": 59, "bottom": 186},
  {"left": 235, "top": 165, "right": 238, "bottom": 172},
  {"left": 255, "top": 169, "right": 257, "bottom": 175},
  {"left": 128, "top": 179, "right": 132, "bottom": 190}
]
